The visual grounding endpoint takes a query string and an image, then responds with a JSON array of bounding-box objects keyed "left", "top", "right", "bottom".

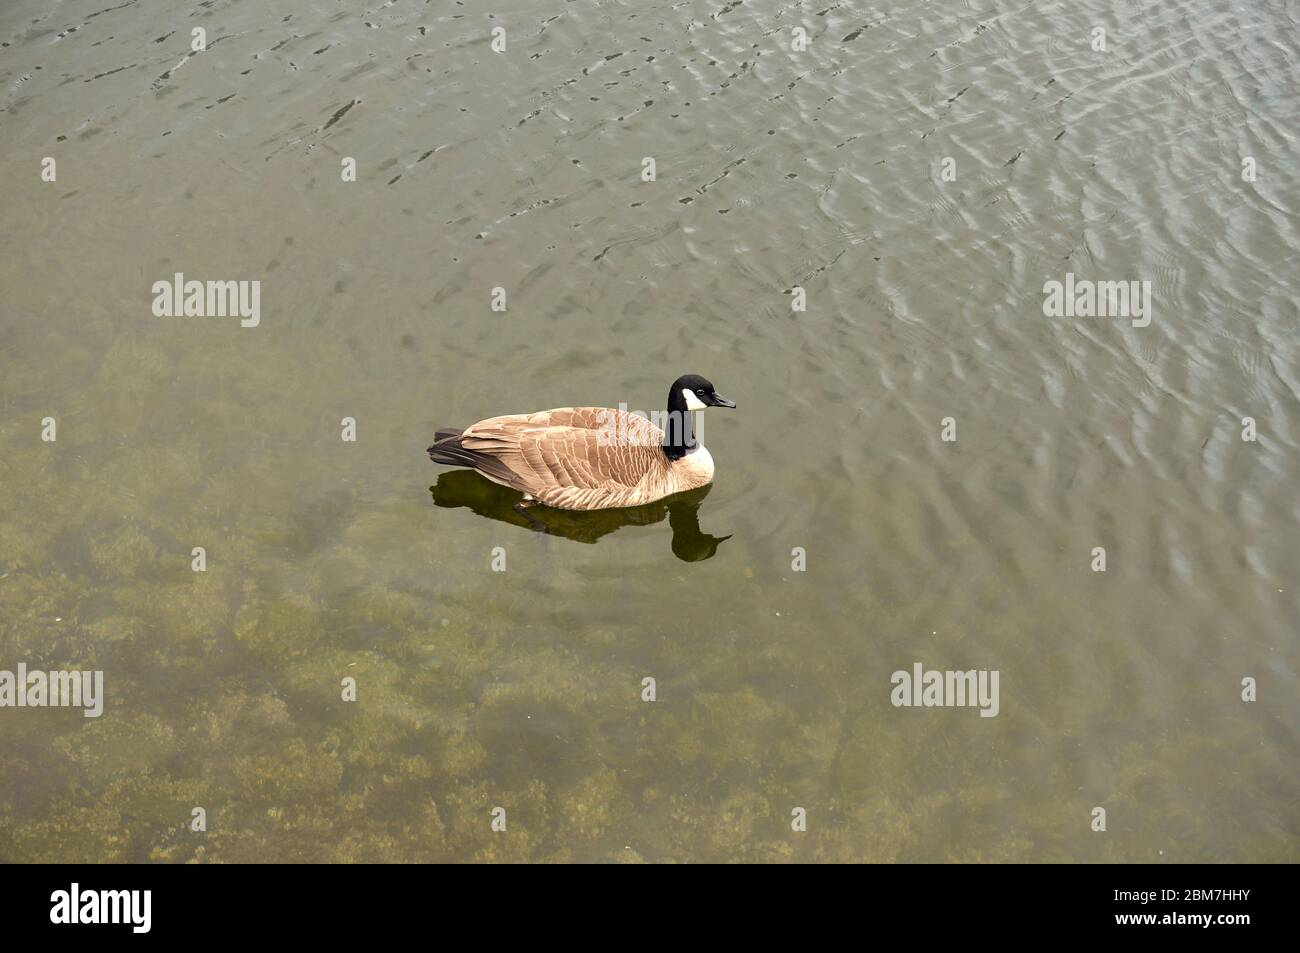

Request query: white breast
[{"left": 679, "top": 444, "right": 715, "bottom": 483}]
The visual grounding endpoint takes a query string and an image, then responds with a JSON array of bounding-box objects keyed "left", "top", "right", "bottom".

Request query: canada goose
[{"left": 427, "top": 374, "right": 736, "bottom": 511}]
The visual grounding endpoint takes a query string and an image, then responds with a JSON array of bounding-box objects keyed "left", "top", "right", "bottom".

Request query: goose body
[{"left": 427, "top": 375, "right": 735, "bottom": 512}]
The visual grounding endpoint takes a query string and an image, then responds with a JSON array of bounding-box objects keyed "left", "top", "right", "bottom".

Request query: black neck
[{"left": 662, "top": 387, "right": 697, "bottom": 461}]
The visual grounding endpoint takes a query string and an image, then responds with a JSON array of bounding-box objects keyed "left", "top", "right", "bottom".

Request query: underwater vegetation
[
  {"left": 0, "top": 333, "right": 1293, "bottom": 862},
  {"left": 0, "top": 324, "right": 1293, "bottom": 863}
]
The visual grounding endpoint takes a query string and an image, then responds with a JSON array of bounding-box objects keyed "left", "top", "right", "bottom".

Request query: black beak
[{"left": 709, "top": 394, "right": 736, "bottom": 408}]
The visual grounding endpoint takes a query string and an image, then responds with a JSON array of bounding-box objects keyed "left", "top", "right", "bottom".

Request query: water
[{"left": 1, "top": 0, "right": 1296, "bottom": 862}]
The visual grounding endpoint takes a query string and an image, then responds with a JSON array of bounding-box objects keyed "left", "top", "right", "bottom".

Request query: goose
[{"left": 427, "top": 374, "right": 735, "bottom": 511}]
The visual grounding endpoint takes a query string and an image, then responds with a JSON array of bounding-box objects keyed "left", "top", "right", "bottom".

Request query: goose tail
[
  {"left": 427, "top": 428, "right": 466, "bottom": 464},
  {"left": 427, "top": 430, "right": 518, "bottom": 487}
]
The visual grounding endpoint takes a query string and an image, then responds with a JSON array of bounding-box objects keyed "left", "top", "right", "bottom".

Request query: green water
[{"left": 1, "top": 0, "right": 1297, "bottom": 862}]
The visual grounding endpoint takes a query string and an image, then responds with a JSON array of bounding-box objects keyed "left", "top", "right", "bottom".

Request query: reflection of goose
[
  {"left": 428, "top": 471, "right": 731, "bottom": 562},
  {"left": 427, "top": 374, "right": 735, "bottom": 511}
]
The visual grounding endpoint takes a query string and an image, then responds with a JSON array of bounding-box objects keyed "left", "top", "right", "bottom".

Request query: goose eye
[{"left": 696, "top": 389, "right": 705, "bottom": 396}]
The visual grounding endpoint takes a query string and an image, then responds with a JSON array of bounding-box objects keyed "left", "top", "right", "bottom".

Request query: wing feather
[{"left": 455, "top": 408, "right": 667, "bottom": 505}]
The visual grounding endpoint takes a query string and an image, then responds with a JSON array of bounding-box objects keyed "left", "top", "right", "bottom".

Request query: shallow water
[{"left": 1, "top": 0, "right": 1297, "bottom": 862}]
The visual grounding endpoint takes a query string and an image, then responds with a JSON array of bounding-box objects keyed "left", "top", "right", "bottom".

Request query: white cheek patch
[{"left": 683, "top": 388, "right": 707, "bottom": 411}]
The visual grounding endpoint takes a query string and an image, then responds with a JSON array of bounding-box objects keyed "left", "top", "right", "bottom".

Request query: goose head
[
  {"left": 669, "top": 374, "right": 736, "bottom": 412},
  {"left": 662, "top": 374, "right": 734, "bottom": 461}
]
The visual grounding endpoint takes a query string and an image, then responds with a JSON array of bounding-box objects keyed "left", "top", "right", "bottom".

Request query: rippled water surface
[{"left": 1, "top": 0, "right": 1297, "bottom": 861}]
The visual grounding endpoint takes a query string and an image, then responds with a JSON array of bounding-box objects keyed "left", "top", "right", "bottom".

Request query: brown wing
[
  {"left": 457, "top": 408, "right": 668, "bottom": 508},
  {"left": 466, "top": 408, "right": 661, "bottom": 437}
]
